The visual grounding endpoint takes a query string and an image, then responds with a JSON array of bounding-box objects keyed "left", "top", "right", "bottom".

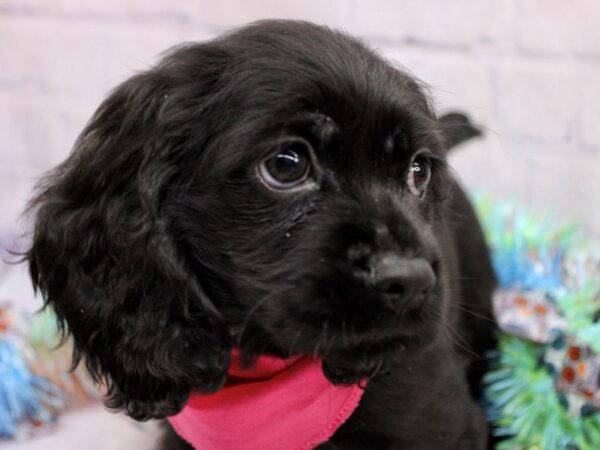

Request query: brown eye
[
  {"left": 407, "top": 156, "right": 432, "bottom": 198},
  {"left": 259, "top": 140, "right": 312, "bottom": 189}
]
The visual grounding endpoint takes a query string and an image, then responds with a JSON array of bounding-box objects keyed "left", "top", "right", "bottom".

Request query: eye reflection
[
  {"left": 407, "top": 157, "right": 432, "bottom": 198},
  {"left": 259, "top": 140, "right": 313, "bottom": 189}
]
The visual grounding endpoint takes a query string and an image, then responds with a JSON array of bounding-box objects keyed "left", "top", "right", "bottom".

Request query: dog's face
[
  {"left": 28, "top": 20, "right": 451, "bottom": 420},
  {"left": 206, "top": 92, "right": 448, "bottom": 382}
]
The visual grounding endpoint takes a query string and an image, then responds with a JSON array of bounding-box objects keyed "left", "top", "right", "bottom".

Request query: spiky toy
[
  {"left": 0, "top": 304, "right": 96, "bottom": 440},
  {"left": 475, "top": 195, "right": 600, "bottom": 450}
]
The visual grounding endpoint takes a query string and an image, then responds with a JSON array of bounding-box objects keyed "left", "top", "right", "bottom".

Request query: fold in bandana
[{"left": 168, "top": 350, "right": 365, "bottom": 450}]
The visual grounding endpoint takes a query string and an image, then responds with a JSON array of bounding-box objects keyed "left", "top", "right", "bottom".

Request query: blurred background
[
  {"left": 0, "top": 1, "right": 599, "bottom": 449},
  {"left": 1, "top": 0, "right": 600, "bottom": 236}
]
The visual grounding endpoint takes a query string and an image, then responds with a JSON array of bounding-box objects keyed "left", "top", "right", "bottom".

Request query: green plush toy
[{"left": 474, "top": 195, "right": 600, "bottom": 450}]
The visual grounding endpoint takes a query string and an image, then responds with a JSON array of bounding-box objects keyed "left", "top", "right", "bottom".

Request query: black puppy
[{"left": 27, "top": 20, "right": 496, "bottom": 449}]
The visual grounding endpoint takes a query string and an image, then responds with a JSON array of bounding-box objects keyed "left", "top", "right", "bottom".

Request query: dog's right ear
[{"left": 26, "top": 46, "right": 232, "bottom": 420}]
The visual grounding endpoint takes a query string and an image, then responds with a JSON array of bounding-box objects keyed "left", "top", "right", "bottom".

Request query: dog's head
[{"left": 27, "top": 20, "right": 457, "bottom": 420}]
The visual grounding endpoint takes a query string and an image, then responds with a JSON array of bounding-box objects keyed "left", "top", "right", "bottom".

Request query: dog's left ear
[
  {"left": 26, "top": 52, "right": 232, "bottom": 420},
  {"left": 439, "top": 112, "right": 482, "bottom": 150}
]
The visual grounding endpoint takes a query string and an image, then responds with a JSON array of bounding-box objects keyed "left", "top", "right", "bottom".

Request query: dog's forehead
[
  {"left": 203, "top": 21, "right": 442, "bottom": 174},
  {"left": 218, "top": 22, "right": 429, "bottom": 115},
  {"left": 212, "top": 78, "right": 440, "bottom": 179},
  {"left": 252, "top": 88, "right": 439, "bottom": 167}
]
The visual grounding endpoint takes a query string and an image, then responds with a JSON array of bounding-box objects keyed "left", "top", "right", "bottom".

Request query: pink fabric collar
[{"left": 167, "top": 350, "right": 365, "bottom": 450}]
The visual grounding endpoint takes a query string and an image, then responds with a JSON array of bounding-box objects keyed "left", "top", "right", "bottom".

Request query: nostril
[
  {"left": 387, "top": 283, "right": 405, "bottom": 295},
  {"left": 378, "top": 281, "right": 405, "bottom": 296},
  {"left": 371, "top": 255, "right": 436, "bottom": 301},
  {"left": 353, "top": 255, "right": 370, "bottom": 272}
]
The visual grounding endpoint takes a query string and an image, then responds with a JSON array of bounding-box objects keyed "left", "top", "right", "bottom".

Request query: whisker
[
  {"left": 444, "top": 323, "right": 479, "bottom": 359},
  {"left": 369, "top": 355, "right": 384, "bottom": 379},
  {"left": 445, "top": 276, "right": 479, "bottom": 282},
  {"left": 429, "top": 307, "right": 478, "bottom": 359},
  {"left": 449, "top": 303, "right": 496, "bottom": 324}
]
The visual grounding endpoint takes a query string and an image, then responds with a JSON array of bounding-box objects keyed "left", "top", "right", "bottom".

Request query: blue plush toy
[{"left": 0, "top": 305, "right": 96, "bottom": 440}]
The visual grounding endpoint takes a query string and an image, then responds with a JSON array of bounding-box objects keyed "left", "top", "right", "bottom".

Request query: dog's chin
[
  {"left": 322, "top": 315, "right": 441, "bottom": 385},
  {"left": 253, "top": 288, "right": 443, "bottom": 385},
  {"left": 319, "top": 334, "right": 429, "bottom": 386}
]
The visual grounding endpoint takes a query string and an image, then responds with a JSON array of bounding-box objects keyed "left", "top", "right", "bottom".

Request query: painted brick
[
  {"left": 0, "top": 16, "right": 194, "bottom": 96},
  {"left": 56, "top": 0, "right": 198, "bottom": 21},
  {"left": 47, "top": 0, "right": 353, "bottom": 31},
  {"left": 17, "top": 0, "right": 351, "bottom": 30},
  {"left": 0, "top": 164, "right": 39, "bottom": 232},
  {"left": 527, "top": 151, "right": 600, "bottom": 236},
  {"left": 0, "top": 93, "right": 62, "bottom": 168},
  {"left": 0, "top": 16, "right": 57, "bottom": 89},
  {"left": 0, "top": 0, "right": 56, "bottom": 14},
  {"left": 0, "top": 0, "right": 196, "bottom": 21},
  {"left": 183, "top": 0, "right": 352, "bottom": 31},
  {"left": 495, "top": 61, "right": 578, "bottom": 141},
  {"left": 448, "top": 137, "right": 510, "bottom": 193},
  {"left": 0, "top": 89, "right": 87, "bottom": 170},
  {"left": 580, "top": 68, "right": 600, "bottom": 148},
  {"left": 347, "top": 0, "right": 507, "bottom": 47},
  {"left": 384, "top": 48, "right": 495, "bottom": 125},
  {"left": 451, "top": 139, "right": 600, "bottom": 236},
  {"left": 516, "top": 0, "right": 600, "bottom": 56}
]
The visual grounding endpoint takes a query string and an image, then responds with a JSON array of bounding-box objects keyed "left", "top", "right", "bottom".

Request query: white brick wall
[
  {"left": 581, "top": 67, "right": 600, "bottom": 147},
  {"left": 1, "top": 0, "right": 599, "bottom": 235},
  {"left": 495, "top": 61, "right": 579, "bottom": 141},
  {"left": 516, "top": 0, "right": 600, "bottom": 57}
]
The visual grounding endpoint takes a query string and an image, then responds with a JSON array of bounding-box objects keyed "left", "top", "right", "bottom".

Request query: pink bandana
[{"left": 167, "top": 350, "right": 365, "bottom": 450}]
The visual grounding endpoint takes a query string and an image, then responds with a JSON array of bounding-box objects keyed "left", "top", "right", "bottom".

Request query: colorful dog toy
[
  {"left": 0, "top": 302, "right": 97, "bottom": 440},
  {"left": 476, "top": 195, "right": 600, "bottom": 450}
]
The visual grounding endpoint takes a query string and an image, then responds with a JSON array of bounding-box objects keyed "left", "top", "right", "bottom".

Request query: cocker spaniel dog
[{"left": 27, "top": 20, "right": 496, "bottom": 449}]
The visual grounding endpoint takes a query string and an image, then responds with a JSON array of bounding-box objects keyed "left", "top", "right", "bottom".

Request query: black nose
[{"left": 369, "top": 254, "right": 436, "bottom": 305}]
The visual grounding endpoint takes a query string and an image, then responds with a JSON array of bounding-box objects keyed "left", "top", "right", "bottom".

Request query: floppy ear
[
  {"left": 439, "top": 111, "right": 482, "bottom": 150},
  {"left": 27, "top": 61, "right": 231, "bottom": 420}
]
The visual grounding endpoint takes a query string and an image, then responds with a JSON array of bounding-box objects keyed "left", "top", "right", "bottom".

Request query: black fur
[
  {"left": 26, "top": 20, "right": 496, "bottom": 449},
  {"left": 439, "top": 112, "right": 482, "bottom": 150}
]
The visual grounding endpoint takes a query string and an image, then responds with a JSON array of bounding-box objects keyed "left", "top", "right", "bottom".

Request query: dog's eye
[
  {"left": 259, "top": 140, "right": 312, "bottom": 189},
  {"left": 407, "top": 156, "right": 432, "bottom": 198}
]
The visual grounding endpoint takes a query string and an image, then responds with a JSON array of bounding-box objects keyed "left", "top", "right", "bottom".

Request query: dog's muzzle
[{"left": 353, "top": 252, "right": 436, "bottom": 313}]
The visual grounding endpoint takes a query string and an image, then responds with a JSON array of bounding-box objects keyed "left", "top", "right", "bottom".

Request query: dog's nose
[{"left": 370, "top": 254, "right": 436, "bottom": 303}]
